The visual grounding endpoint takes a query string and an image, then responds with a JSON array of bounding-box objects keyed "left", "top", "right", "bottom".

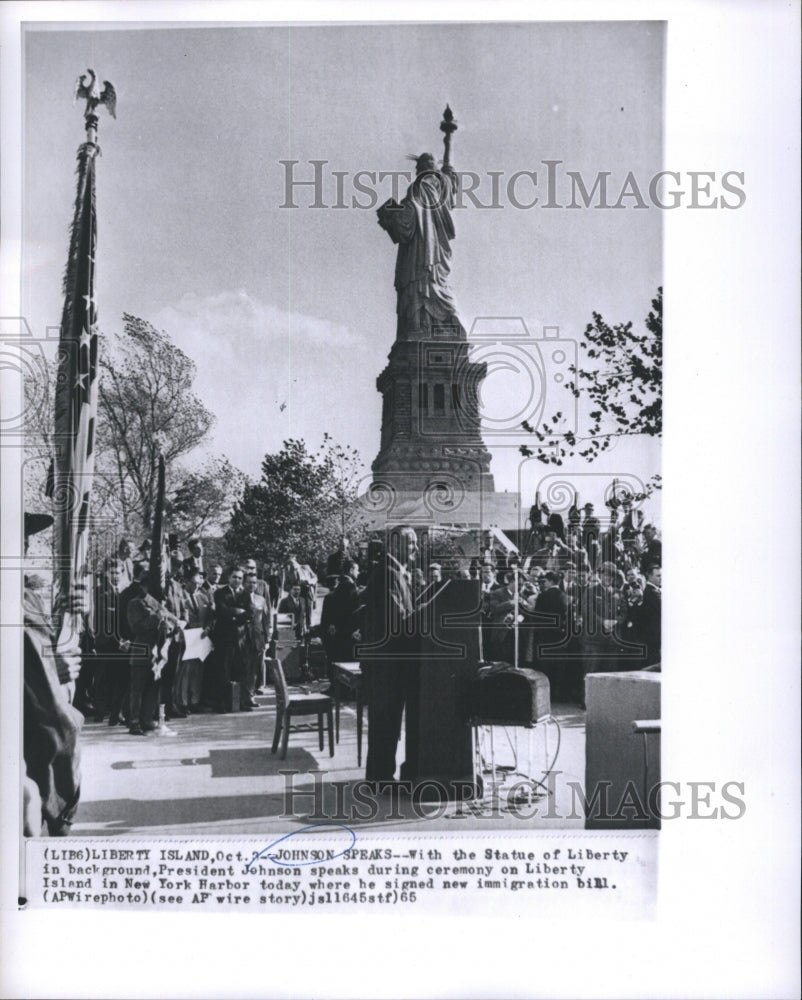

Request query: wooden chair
[{"left": 269, "top": 658, "right": 334, "bottom": 760}]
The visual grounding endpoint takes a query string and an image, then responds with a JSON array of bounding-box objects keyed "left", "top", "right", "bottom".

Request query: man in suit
[
  {"left": 117, "top": 539, "right": 135, "bottom": 589},
  {"left": 202, "top": 563, "right": 224, "bottom": 595},
  {"left": 92, "top": 558, "right": 130, "bottom": 724},
  {"left": 320, "top": 558, "right": 362, "bottom": 664},
  {"left": 357, "top": 525, "right": 418, "bottom": 784},
  {"left": 527, "top": 570, "right": 571, "bottom": 695},
  {"left": 278, "top": 584, "right": 308, "bottom": 641},
  {"left": 581, "top": 503, "right": 602, "bottom": 563},
  {"left": 242, "top": 570, "right": 270, "bottom": 699},
  {"left": 325, "top": 536, "right": 354, "bottom": 588},
  {"left": 631, "top": 561, "right": 661, "bottom": 667},
  {"left": 284, "top": 557, "right": 317, "bottom": 629},
  {"left": 639, "top": 525, "right": 662, "bottom": 575},
  {"left": 179, "top": 567, "right": 214, "bottom": 713},
  {"left": 482, "top": 570, "right": 518, "bottom": 663},
  {"left": 531, "top": 529, "right": 574, "bottom": 574},
  {"left": 573, "top": 565, "right": 606, "bottom": 699},
  {"left": 212, "top": 567, "right": 251, "bottom": 711},
  {"left": 161, "top": 570, "right": 188, "bottom": 718},
  {"left": 127, "top": 575, "right": 181, "bottom": 735},
  {"left": 182, "top": 537, "right": 205, "bottom": 579}
]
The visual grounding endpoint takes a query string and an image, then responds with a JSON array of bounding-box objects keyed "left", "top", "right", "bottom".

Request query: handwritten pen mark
[{"left": 245, "top": 823, "right": 356, "bottom": 872}]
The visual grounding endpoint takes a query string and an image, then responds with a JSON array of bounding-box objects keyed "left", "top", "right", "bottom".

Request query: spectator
[
  {"left": 278, "top": 583, "right": 308, "bottom": 641},
  {"left": 571, "top": 564, "right": 607, "bottom": 700},
  {"left": 127, "top": 573, "right": 180, "bottom": 735},
  {"left": 181, "top": 567, "right": 214, "bottom": 713},
  {"left": 639, "top": 525, "right": 662, "bottom": 574},
  {"left": 202, "top": 563, "right": 224, "bottom": 596},
  {"left": 162, "top": 570, "right": 188, "bottom": 719},
  {"left": 532, "top": 529, "right": 574, "bottom": 574},
  {"left": 211, "top": 567, "right": 251, "bottom": 713},
  {"left": 242, "top": 570, "right": 270, "bottom": 702},
  {"left": 482, "top": 570, "right": 517, "bottom": 663},
  {"left": 117, "top": 538, "right": 134, "bottom": 588},
  {"left": 325, "top": 536, "right": 355, "bottom": 588},
  {"left": 629, "top": 561, "right": 661, "bottom": 667},
  {"left": 183, "top": 537, "right": 204, "bottom": 579},
  {"left": 92, "top": 559, "right": 130, "bottom": 725},
  {"left": 320, "top": 559, "right": 363, "bottom": 664},
  {"left": 285, "top": 555, "right": 317, "bottom": 626},
  {"left": 524, "top": 570, "right": 570, "bottom": 696},
  {"left": 242, "top": 558, "right": 272, "bottom": 603},
  {"left": 479, "top": 563, "right": 498, "bottom": 594}
]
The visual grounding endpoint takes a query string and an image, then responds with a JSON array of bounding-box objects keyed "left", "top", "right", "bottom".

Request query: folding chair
[{"left": 269, "top": 658, "right": 334, "bottom": 760}]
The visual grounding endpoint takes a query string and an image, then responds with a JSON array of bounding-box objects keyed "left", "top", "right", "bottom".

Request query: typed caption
[{"left": 24, "top": 834, "right": 657, "bottom": 916}]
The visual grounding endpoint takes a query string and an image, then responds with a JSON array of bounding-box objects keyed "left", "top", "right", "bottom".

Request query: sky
[{"left": 23, "top": 21, "right": 663, "bottom": 519}]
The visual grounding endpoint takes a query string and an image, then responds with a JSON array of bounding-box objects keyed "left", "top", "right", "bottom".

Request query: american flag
[{"left": 52, "top": 137, "right": 100, "bottom": 667}]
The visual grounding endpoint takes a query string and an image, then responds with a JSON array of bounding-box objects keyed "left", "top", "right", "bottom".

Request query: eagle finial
[{"left": 74, "top": 68, "right": 116, "bottom": 119}]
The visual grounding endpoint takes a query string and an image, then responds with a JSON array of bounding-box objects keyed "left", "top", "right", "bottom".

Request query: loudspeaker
[{"left": 469, "top": 666, "right": 551, "bottom": 725}]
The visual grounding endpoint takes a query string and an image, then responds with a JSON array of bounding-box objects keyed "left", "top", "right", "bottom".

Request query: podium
[{"left": 400, "top": 580, "right": 482, "bottom": 798}]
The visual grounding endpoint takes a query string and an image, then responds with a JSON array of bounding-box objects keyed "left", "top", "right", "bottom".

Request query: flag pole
[{"left": 52, "top": 70, "right": 115, "bottom": 686}]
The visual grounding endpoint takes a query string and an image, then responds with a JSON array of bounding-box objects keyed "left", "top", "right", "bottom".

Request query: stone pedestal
[{"left": 372, "top": 336, "right": 495, "bottom": 496}]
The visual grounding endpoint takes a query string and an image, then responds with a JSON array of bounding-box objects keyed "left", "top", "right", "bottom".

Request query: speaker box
[{"left": 469, "top": 666, "right": 551, "bottom": 725}]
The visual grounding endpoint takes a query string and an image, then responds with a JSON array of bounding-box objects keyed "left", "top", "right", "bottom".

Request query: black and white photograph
[{"left": 1, "top": 3, "right": 798, "bottom": 999}]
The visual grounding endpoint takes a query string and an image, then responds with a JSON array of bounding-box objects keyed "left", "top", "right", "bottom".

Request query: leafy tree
[
  {"left": 521, "top": 287, "right": 662, "bottom": 496},
  {"left": 166, "top": 455, "right": 247, "bottom": 540},
  {"left": 225, "top": 436, "right": 366, "bottom": 567},
  {"left": 96, "top": 313, "right": 215, "bottom": 533},
  {"left": 22, "top": 313, "right": 246, "bottom": 561}
]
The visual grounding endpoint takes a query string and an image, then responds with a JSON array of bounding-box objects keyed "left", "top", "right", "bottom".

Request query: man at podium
[{"left": 357, "top": 526, "right": 419, "bottom": 784}]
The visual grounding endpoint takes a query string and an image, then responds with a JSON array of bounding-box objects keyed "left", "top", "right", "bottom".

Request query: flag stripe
[{"left": 53, "top": 139, "right": 100, "bottom": 633}]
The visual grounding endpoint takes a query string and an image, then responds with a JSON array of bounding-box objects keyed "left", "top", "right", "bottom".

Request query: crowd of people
[
  {"left": 74, "top": 503, "right": 661, "bottom": 734},
  {"left": 21, "top": 505, "right": 660, "bottom": 831},
  {"left": 75, "top": 538, "right": 320, "bottom": 735},
  {"left": 475, "top": 496, "right": 662, "bottom": 702}
]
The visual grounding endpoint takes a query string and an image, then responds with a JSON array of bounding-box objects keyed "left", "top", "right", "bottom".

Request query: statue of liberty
[{"left": 377, "top": 107, "right": 465, "bottom": 339}]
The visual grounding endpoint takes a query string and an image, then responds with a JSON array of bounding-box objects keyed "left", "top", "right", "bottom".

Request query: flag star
[
  {"left": 75, "top": 371, "right": 89, "bottom": 392},
  {"left": 82, "top": 293, "right": 97, "bottom": 312}
]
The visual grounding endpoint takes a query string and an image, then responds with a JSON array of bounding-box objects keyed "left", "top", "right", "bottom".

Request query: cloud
[{"left": 151, "top": 289, "right": 379, "bottom": 479}]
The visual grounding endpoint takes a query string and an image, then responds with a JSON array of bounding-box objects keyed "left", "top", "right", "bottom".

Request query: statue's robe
[{"left": 378, "top": 168, "right": 465, "bottom": 338}]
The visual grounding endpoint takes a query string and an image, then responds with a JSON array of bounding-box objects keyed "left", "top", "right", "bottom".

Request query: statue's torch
[{"left": 440, "top": 104, "right": 458, "bottom": 169}]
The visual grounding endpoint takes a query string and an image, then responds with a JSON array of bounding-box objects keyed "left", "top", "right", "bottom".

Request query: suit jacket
[
  {"left": 127, "top": 591, "right": 175, "bottom": 652},
  {"left": 92, "top": 577, "right": 126, "bottom": 656},
  {"left": 326, "top": 549, "right": 354, "bottom": 579},
  {"left": 213, "top": 585, "right": 251, "bottom": 645},
  {"left": 320, "top": 578, "right": 362, "bottom": 661},
  {"left": 278, "top": 594, "right": 308, "bottom": 639},
  {"left": 639, "top": 539, "right": 662, "bottom": 573},
  {"left": 183, "top": 586, "right": 214, "bottom": 630},
  {"left": 358, "top": 553, "right": 414, "bottom": 660},
  {"left": 244, "top": 591, "right": 270, "bottom": 653},
  {"left": 636, "top": 583, "right": 661, "bottom": 665}
]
